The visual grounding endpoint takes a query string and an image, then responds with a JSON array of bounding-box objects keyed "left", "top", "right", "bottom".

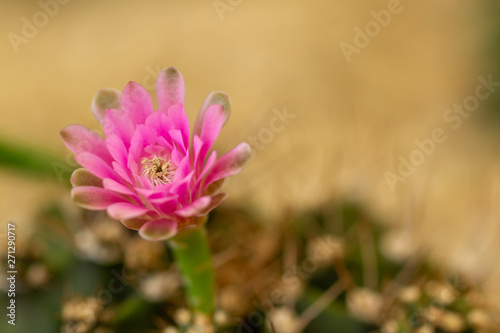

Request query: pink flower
[{"left": 61, "top": 67, "right": 251, "bottom": 241}]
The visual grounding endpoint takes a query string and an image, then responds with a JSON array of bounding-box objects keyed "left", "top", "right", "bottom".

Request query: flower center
[{"left": 141, "top": 156, "right": 176, "bottom": 186}]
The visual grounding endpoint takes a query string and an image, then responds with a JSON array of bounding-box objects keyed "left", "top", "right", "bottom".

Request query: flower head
[{"left": 61, "top": 67, "right": 251, "bottom": 241}]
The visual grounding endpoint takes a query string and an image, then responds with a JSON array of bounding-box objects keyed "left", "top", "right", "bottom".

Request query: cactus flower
[{"left": 61, "top": 67, "right": 251, "bottom": 241}]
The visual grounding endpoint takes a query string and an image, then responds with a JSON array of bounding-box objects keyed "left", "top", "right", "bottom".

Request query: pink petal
[
  {"left": 175, "top": 194, "right": 226, "bottom": 218},
  {"left": 200, "top": 104, "right": 225, "bottom": 148},
  {"left": 60, "top": 125, "right": 112, "bottom": 164},
  {"left": 153, "top": 183, "right": 178, "bottom": 196},
  {"left": 120, "top": 81, "right": 153, "bottom": 124},
  {"left": 75, "top": 152, "right": 119, "bottom": 181},
  {"left": 156, "top": 136, "right": 174, "bottom": 152},
  {"left": 91, "top": 88, "right": 121, "bottom": 124},
  {"left": 173, "top": 155, "right": 192, "bottom": 181},
  {"left": 156, "top": 67, "right": 185, "bottom": 112},
  {"left": 168, "top": 129, "right": 187, "bottom": 155},
  {"left": 192, "top": 135, "right": 205, "bottom": 174},
  {"left": 150, "top": 195, "right": 179, "bottom": 215},
  {"left": 194, "top": 150, "right": 217, "bottom": 193},
  {"left": 107, "top": 202, "right": 151, "bottom": 220},
  {"left": 139, "top": 218, "right": 178, "bottom": 241},
  {"left": 70, "top": 168, "right": 103, "bottom": 187},
  {"left": 198, "top": 192, "right": 227, "bottom": 216},
  {"left": 103, "top": 109, "right": 135, "bottom": 147},
  {"left": 199, "top": 150, "right": 218, "bottom": 179},
  {"left": 127, "top": 125, "right": 158, "bottom": 171},
  {"left": 129, "top": 160, "right": 140, "bottom": 180},
  {"left": 71, "top": 186, "right": 125, "bottom": 210},
  {"left": 136, "top": 187, "right": 164, "bottom": 199},
  {"left": 205, "top": 143, "right": 252, "bottom": 186},
  {"left": 102, "top": 178, "right": 135, "bottom": 196},
  {"left": 170, "top": 171, "right": 194, "bottom": 204},
  {"left": 171, "top": 146, "right": 184, "bottom": 166},
  {"left": 193, "top": 104, "right": 225, "bottom": 170},
  {"left": 166, "top": 104, "right": 190, "bottom": 148},
  {"left": 134, "top": 173, "right": 155, "bottom": 190},
  {"left": 193, "top": 91, "right": 231, "bottom": 137},
  {"left": 166, "top": 137, "right": 184, "bottom": 169},
  {"left": 145, "top": 111, "right": 174, "bottom": 138},
  {"left": 175, "top": 196, "right": 211, "bottom": 217},
  {"left": 105, "top": 134, "right": 128, "bottom": 168},
  {"left": 112, "top": 162, "right": 133, "bottom": 184}
]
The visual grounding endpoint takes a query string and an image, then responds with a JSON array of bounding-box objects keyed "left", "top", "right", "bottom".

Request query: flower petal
[
  {"left": 173, "top": 155, "right": 192, "bottom": 181},
  {"left": 194, "top": 150, "right": 217, "bottom": 193},
  {"left": 127, "top": 124, "right": 158, "bottom": 173},
  {"left": 103, "top": 109, "right": 135, "bottom": 147},
  {"left": 120, "top": 81, "right": 153, "bottom": 124},
  {"left": 204, "top": 178, "right": 225, "bottom": 196},
  {"left": 156, "top": 67, "right": 185, "bottom": 111},
  {"left": 175, "top": 196, "right": 212, "bottom": 218},
  {"left": 166, "top": 104, "right": 190, "bottom": 149},
  {"left": 107, "top": 202, "right": 151, "bottom": 220},
  {"left": 150, "top": 195, "right": 179, "bottom": 215},
  {"left": 194, "top": 104, "right": 226, "bottom": 170},
  {"left": 175, "top": 193, "right": 226, "bottom": 218},
  {"left": 197, "top": 192, "right": 227, "bottom": 216},
  {"left": 139, "top": 218, "right": 178, "bottom": 241},
  {"left": 70, "top": 168, "right": 103, "bottom": 187},
  {"left": 71, "top": 186, "right": 125, "bottom": 210},
  {"left": 205, "top": 143, "right": 252, "bottom": 186},
  {"left": 102, "top": 178, "right": 135, "bottom": 196},
  {"left": 75, "top": 152, "right": 119, "bottom": 181},
  {"left": 175, "top": 194, "right": 227, "bottom": 218},
  {"left": 60, "top": 125, "right": 111, "bottom": 163},
  {"left": 169, "top": 129, "right": 187, "bottom": 155},
  {"left": 121, "top": 217, "right": 149, "bottom": 230},
  {"left": 145, "top": 111, "right": 174, "bottom": 138},
  {"left": 170, "top": 171, "right": 194, "bottom": 204},
  {"left": 193, "top": 91, "right": 231, "bottom": 137},
  {"left": 112, "top": 162, "right": 133, "bottom": 184},
  {"left": 200, "top": 104, "right": 225, "bottom": 147},
  {"left": 136, "top": 187, "right": 164, "bottom": 199},
  {"left": 199, "top": 150, "right": 218, "bottom": 180},
  {"left": 134, "top": 173, "right": 155, "bottom": 190},
  {"left": 91, "top": 88, "right": 121, "bottom": 123},
  {"left": 105, "top": 134, "right": 128, "bottom": 168}
]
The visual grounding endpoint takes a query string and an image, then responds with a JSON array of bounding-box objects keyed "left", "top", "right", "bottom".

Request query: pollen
[{"left": 141, "top": 156, "right": 176, "bottom": 186}]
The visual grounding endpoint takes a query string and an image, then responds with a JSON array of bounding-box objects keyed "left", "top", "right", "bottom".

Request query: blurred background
[{"left": 2, "top": 0, "right": 500, "bottom": 332}]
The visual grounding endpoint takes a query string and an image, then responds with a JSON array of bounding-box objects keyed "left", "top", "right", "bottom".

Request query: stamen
[{"left": 140, "top": 156, "right": 176, "bottom": 185}]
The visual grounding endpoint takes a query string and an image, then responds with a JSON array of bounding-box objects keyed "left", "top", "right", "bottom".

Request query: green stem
[{"left": 168, "top": 227, "right": 215, "bottom": 314}]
